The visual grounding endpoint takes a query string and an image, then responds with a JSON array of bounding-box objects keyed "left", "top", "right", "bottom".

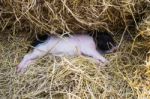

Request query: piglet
[{"left": 17, "top": 32, "right": 117, "bottom": 73}]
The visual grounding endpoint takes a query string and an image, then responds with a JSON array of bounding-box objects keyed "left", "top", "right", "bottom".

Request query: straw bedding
[{"left": 0, "top": 0, "right": 150, "bottom": 99}]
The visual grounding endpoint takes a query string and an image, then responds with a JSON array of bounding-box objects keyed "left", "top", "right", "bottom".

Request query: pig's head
[{"left": 94, "top": 32, "right": 117, "bottom": 54}]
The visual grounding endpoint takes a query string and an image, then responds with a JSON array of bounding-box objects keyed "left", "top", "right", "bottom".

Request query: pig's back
[{"left": 48, "top": 36, "right": 79, "bottom": 56}]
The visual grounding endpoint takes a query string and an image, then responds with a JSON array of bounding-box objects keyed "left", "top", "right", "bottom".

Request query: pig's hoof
[
  {"left": 16, "top": 65, "right": 26, "bottom": 73},
  {"left": 99, "top": 60, "right": 109, "bottom": 67}
]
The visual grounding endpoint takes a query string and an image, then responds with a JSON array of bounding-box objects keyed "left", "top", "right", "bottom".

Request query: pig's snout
[
  {"left": 112, "top": 46, "right": 118, "bottom": 52},
  {"left": 105, "top": 46, "right": 118, "bottom": 54}
]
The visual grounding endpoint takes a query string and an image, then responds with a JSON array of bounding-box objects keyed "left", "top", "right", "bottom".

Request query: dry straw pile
[
  {"left": 0, "top": 0, "right": 150, "bottom": 98},
  {"left": 0, "top": 0, "right": 148, "bottom": 33}
]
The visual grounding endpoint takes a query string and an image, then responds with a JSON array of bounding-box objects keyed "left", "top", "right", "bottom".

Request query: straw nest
[
  {"left": 0, "top": 0, "right": 148, "bottom": 34},
  {"left": 0, "top": 0, "right": 150, "bottom": 99}
]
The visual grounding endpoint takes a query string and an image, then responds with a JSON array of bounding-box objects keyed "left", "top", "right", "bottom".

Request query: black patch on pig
[
  {"left": 27, "top": 34, "right": 49, "bottom": 52},
  {"left": 92, "top": 32, "right": 116, "bottom": 52},
  {"left": 31, "top": 34, "right": 49, "bottom": 47}
]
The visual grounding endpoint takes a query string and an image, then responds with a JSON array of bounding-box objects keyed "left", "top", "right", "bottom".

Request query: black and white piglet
[{"left": 17, "top": 32, "right": 117, "bottom": 73}]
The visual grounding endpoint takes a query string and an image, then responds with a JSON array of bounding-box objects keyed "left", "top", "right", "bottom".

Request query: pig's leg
[
  {"left": 81, "top": 48, "right": 109, "bottom": 64},
  {"left": 17, "top": 47, "right": 47, "bottom": 73}
]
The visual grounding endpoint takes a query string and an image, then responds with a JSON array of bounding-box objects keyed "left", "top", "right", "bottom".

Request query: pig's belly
[{"left": 49, "top": 40, "right": 80, "bottom": 56}]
